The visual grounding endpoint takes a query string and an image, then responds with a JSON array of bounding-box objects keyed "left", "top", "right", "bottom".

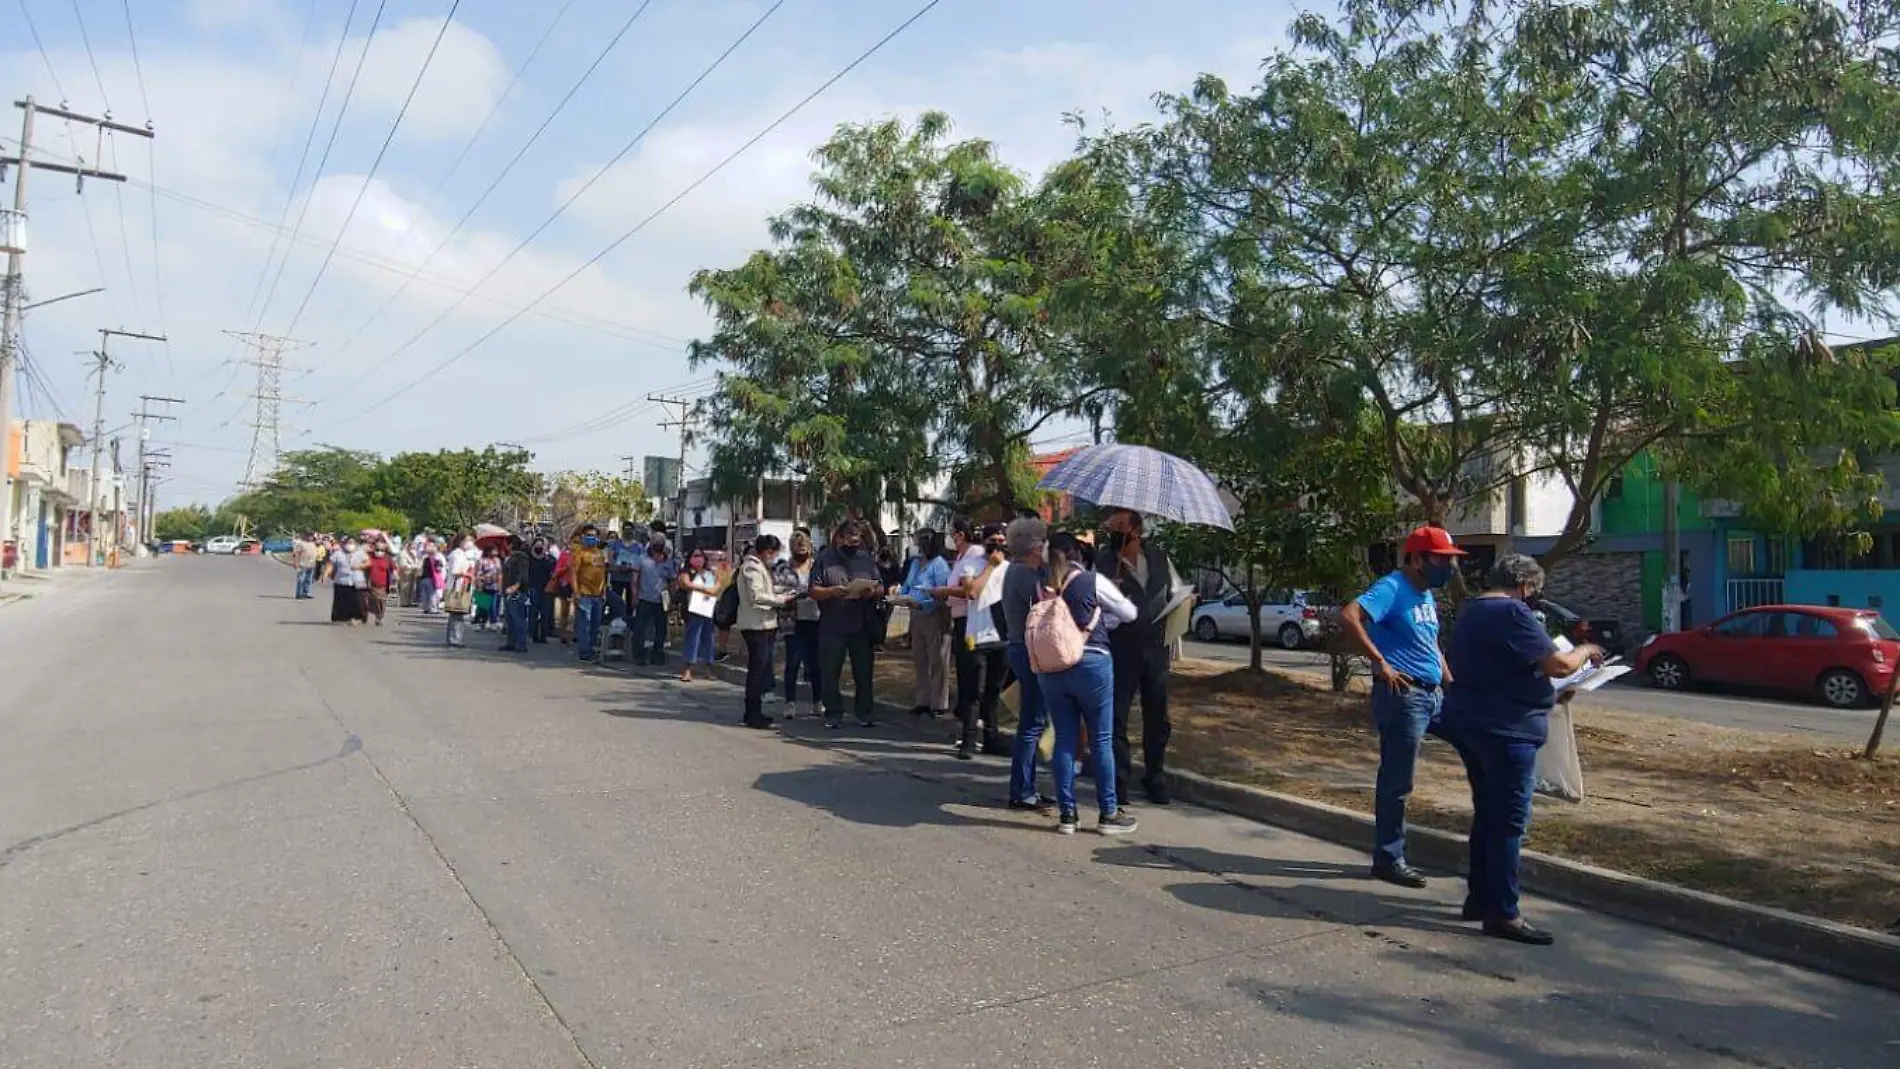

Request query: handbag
[
  {"left": 444, "top": 582, "right": 474, "bottom": 615},
  {"left": 1534, "top": 702, "right": 1585, "bottom": 802}
]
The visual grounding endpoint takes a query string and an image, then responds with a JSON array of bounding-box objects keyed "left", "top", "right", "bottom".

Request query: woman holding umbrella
[{"left": 1037, "top": 444, "right": 1225, "bottom": 807}]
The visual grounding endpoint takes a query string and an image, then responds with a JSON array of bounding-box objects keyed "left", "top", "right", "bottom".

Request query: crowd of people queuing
[{"left": 288, "top": 514, "right": 1594, "bottom": 944}]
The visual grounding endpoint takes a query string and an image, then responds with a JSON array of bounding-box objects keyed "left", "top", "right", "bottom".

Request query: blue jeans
[
  {"left": 1447, "top": 725, "right": 1539, "bottom": 921},
  {"left": 1007, "top": 643, "right": 1048, "bottom": 804},
  {"left": 631, "top": 600, "right": 667, "bottom": 663},
  {"left": 575, "top": 595, "right": 605, "bottom": 660},
  {"left": 294, "top": 567, "right": 314, "bottom": 599},
  {"left": 1371, "top": 681, "right": 1443, "bottom": 869},
  {"left": 1042, "top": 648, "right": 1118, "bottom": 817},
  {"left": 503, "top": 592, "right": 530, "bottom": 650},
  {"left": 782, "top": 619, "right": 821, "bottom": 703},
  {"left": 683, "top": 614, "right": 716, "bottom": 665}
]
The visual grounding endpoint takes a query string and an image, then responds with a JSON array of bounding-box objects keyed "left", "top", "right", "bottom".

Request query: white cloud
[{"left": 345, "top": 17, "right": 509, "bottom": 140}]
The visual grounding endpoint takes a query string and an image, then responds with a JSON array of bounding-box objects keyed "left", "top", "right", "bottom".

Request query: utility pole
[
  {"left": 82, "top": 330, "right": 165, "bottom": 565},
  {"left": 132, "top": 394, "right": 182, "bottom": 548},
  {"left": 0, "top": 95, "right": 148, "bottom": 570},
  {"left": 141, "top": 449, "right": 171, "bottom": 543},
  {"left": 1661, "top": 481, "right": 1682, "bottom": 632},
  {"left": 648, "top": 394, "right": 693, "bottom": 527},
  {"left": 224, "top": 330, "right": 312, "bottom": 490}
]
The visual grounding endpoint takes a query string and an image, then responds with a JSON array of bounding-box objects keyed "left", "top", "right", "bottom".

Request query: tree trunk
[
  {"left": 1864, "top": 668, "right": 1897, "bottom": 759},
  {"left": 1246, "top": 570, "right": 1264, "bottom": 672}
]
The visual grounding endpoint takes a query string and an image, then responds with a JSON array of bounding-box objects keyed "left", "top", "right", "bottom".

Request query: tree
[
  {"left": 151, "top": 504, "right": 213, "bottom": 542},
  {"left": 1081, "top": 0, "right": 1900, "bottom": 568},
  {"left": 691, "top": 112, "right": 1102, "bottom": 523},
  {"left": 549, "top": 471, "right": 651, "bottom": 531},
  {"left": 369, "top": 447, "right": 539, "bottom": 533}
]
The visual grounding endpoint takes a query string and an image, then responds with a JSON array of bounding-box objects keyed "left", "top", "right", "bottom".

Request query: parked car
[
  {"left": 1192, "top": 589, "right": 1329, "bottom": 650},
  {"left": 1534, "top": 597, "right": 1628, "bottom": 657},
  {"left": 261, "top": 537, "right": 294, "bottom": 554},
  {"left": 203, "top": 535, "right": 245, "bottom": 555},
  {"left": 1636, "top": 604, "right": 1900, "bottom": 709}
]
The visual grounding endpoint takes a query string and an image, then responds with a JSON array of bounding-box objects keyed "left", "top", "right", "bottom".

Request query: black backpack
[{"left": 713, "top": 583, "right": 740, "bottom": 631}]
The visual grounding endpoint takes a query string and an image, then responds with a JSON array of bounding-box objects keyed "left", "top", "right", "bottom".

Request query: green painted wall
[{"left": 1598, "top": 453, "right": 1710, "bottom": 536}]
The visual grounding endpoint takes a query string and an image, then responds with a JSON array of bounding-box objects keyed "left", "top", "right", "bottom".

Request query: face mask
[
  {"left": 840, "top": 543, "right": 860, "bottom": 556},
  {"left": 1105, "top": 531, "right": 1128, "bottom": 553},
  {"left": 1425, "top": 562, "right": 1456, "bottom": 588},
  {"left": 581, "top": 536, "right": 599, "bottom": 547},
  {"left": 532, "top": 545, "right": 546, "bottom": 558}
]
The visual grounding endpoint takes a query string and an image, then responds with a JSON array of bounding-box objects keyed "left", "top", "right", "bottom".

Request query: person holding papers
[
  {"left": 677, "top": 548, "right": 720, "bottom": 683},
  {"left": 1440, "top": 553, "right": 1603, "bottom": 947}
]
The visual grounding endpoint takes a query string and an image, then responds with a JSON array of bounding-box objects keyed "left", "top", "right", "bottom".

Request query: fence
[{"left": 1725, "top": 577, "right": 1786, "bottom": 614}]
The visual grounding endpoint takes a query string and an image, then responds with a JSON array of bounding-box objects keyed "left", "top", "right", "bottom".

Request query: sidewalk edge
[{"left": 702, "top": 657, "right": 1900, "bottom": 992}]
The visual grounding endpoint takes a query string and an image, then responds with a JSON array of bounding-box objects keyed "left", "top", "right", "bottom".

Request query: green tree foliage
[
  {"left": 225, "top": 445, "right": 539, "bottom": 537},
  {"left": 690, "top": 112, "right": 1101, "bottom": 524},
  {"left": 548, "top": 471, "right": 651, "bottom": 532},
  {"left": 151, "top": 504, "right": 214, "bottom": 542}
]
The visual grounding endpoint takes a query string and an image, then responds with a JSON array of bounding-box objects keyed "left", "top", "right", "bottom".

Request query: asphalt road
[
  {"left": 2, "top": 557, "right": 1895, "bottom": 1068},
  {"left": 1182, "top": 639, "right": 1884, "bottom": 743}
]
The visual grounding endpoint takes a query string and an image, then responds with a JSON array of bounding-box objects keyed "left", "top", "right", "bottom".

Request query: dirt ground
[{"left": 840, "top": 647, "right": 1900, "bottom": 934}]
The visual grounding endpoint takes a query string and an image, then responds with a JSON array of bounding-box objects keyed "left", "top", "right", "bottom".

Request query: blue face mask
[
  {"left": 1425, "top": 562, "right": 1456, "bottom": 589},
  {"left": 581, "top": 536, "right": 599, "bottom": 548}
]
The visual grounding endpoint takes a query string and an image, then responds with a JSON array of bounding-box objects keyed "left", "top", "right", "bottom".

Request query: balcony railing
[{"left": 1726, "top": 577, "right": 1785, "bottom": 614}]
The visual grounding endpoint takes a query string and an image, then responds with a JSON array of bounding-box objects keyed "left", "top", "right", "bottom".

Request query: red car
[{"left": 1637, "top": 604, "right": 1900, "bottom": 708}]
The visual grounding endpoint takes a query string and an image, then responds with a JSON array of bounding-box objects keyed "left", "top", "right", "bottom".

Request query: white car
[
  {"left": 1192, "top": 589, "right": 1326, "bottom": 650},
  {"left": 203, "top": 535, "right": 245, "bottom": 555}
]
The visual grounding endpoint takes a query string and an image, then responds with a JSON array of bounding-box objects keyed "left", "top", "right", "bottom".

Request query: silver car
[{"left": 1192, "top": 589, "right": 1326, "bottom": 650}]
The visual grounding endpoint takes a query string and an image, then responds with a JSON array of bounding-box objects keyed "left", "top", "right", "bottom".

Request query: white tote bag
[{"left": 1534, "top": 702, "right": 1585, "bottom": 803}]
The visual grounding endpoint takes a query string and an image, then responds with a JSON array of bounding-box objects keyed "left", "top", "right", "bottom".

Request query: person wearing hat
[{"left": 1339, "top": 525, "right": 1465, "bottom": 888}]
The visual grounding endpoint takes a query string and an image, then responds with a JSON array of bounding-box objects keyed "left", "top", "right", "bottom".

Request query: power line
[
  {"left": 313, "top": 0, "right": 944, "bottom": 432},
  {"left": 235, "top": 0, "right": 344, "bottom": 338},
  {"left": 249, "top": 0, "right": 388, "bottom": 334},
  {"left": 0, "top": 135, "right": 697, "bottom": 352},
  {"left": 67, "top": 0, "right": 111, "bottom": 111},
  {"left": 105, "top": 133, "right": 143, "bottom": 319},
  {"left": 320, "top": 0, "right": 655, "bottom": 366},
  {"left": 16, "top": 0, "right": 69, "bottom": 100},
  {"left": 423, "top": 0, "right": 577, "bottom": 204},
  {"left": 280, "top": 0, "right": 465, "bottom": 336},
  {"left": 118, "top": 0, "right": 176, "bottom": 383},
  {"left": 306, "top": 0, "right": 777, "bottom": 414}
]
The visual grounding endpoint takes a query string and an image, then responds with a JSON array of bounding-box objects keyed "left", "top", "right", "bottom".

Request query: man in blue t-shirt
[{"left": 1340, "top": 525, "right": 1464, "bottom": 888}]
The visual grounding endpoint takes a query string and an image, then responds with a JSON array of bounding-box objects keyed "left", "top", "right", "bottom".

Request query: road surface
[
  {"left": 1182, "top": 639, "right": 1883, "bottom": 742},
  {"left": 2, "top": 557, "right": 1894, "bottom": 1068}
]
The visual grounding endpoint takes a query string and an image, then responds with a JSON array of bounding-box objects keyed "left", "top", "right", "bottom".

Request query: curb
[{"left": 700, "top": 647, "right": 1900, "bottom": 992}]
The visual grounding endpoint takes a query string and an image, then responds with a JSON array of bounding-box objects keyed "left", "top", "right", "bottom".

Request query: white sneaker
[
  {"left": 762, "top": 693, "right": 781, "bottom": 705},
  {"left": 804, "top": 702, "right": 820, "bottom": 720}
]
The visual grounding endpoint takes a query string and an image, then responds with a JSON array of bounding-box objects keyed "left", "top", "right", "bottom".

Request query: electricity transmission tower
[{"left": 224, "top": 330, "right": 312, "bottom": 490}]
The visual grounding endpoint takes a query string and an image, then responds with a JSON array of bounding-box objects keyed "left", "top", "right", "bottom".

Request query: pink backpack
[{"left": 1025, "top": 569, "right": 1100, "bottom": 673}]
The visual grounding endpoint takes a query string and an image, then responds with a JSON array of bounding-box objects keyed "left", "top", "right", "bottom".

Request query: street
[
  {"left": 3, "top": 557, "right": 1896, "bottom": 1069},
  {"left": 1182, "top": 640, "right": 1884, "bottom": 743}
]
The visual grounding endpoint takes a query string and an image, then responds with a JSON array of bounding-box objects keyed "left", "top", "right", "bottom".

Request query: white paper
[
  {"left": 688, "top": 590, "right": 716, "bottom": 617},
  {"left": 1554, "top": 662, "right": 1631, "bottom": 693}
]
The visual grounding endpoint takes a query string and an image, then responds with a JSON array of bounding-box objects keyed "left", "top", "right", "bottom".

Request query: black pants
[
  {"left": 820, "top": 629, "right": 876, "bottom": 725},
  {"left": 1111, "top": 638, "right": 1172, "bottom": 799},
  {"left": 951, "top": 615, "right": 1006, "bottom": 746},
  {"left": 742, "top": 629, "right": 776, "bottom": 724}
]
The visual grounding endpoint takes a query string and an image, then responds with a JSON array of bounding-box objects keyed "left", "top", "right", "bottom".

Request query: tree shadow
[{"left": 750, "top": 762, "right": 1038, "bottom": 833}]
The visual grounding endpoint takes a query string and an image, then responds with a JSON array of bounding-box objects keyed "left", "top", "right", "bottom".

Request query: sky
[{"left": 3, "top": 0, "right": 1295, "bottom": 506}]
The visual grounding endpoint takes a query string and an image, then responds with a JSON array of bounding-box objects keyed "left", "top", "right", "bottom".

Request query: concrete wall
[{"left": 1783, "top": 569, "right": 1900, "bottom": 627}]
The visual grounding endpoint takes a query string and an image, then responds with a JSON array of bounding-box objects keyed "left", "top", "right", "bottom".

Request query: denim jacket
[{"left": 901, "top": 555, "right": 951, "bottom": 615}]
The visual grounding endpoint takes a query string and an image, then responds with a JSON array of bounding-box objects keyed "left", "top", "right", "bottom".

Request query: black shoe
[
  {"left": 953, "top": 741, "right": 976, "bottom": 761},
  {"left": 910, "top": 705, "right": 930, "bottom": 717},
  {"left": 1009, "top": 797, "right": 1057, "bottom": 814},
  {"left": 980, "top": 736, "right": 1010, "bottom": 757},
  {"left": 1143, "top": 779, "right": 1172, "bottom": 806},
  {"left": 1371, "top": 862, "right": 1430, "bottom": 889},
  {"left": 856, "top": 718, "right": 877, "bottom": 729},
  {"left": 1057, "top": 809, "right": 1079, "bottom": 835},
  {"left": 1096, "top": 809, "right": 1139, "bottom": 836},
  {"left": 1483, "top": 918, "right": 1555, "bottom": 946},
  {"left": 1461, "top": 902, "right": 1483, "bottom": 922},
  {"left": 824, "top": 718, "right": 844, "bottom": 731},
  {"left": 742, "top": 716, "right": 776, "bottom": 730}
]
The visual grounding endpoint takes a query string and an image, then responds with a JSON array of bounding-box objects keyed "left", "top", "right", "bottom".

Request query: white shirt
[{"left": 949, "top": 544, "right": 986, "bottom": 619}]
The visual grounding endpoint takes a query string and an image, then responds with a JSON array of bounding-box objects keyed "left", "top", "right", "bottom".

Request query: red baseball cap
[{"left": 1402, "top": 526, "right": 1466, "bottom": 557}]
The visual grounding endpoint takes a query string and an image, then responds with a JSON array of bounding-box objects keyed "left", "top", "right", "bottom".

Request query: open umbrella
[
  {"left": 1036, "top": 443, "right": 1234, "bottom": 530},
  {"left": 473, "top": 522, "right": 512, "bottom": 552}
]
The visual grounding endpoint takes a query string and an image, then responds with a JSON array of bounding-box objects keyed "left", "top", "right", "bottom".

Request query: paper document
[{"left": 1554, "top": 660, "right": 1631, "bottom": 693}]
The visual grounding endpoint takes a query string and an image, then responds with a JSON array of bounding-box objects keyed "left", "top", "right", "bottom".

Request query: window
[
  {"left": 1726, "top": 536, "right": 1757, "bottom": 576},
  {"left": 1508, "top": 478, "right": 1527, "bottom": 531},
  {"left": 1712, "top": 612, "right": 1767, "bottom": 638},
  {"left": 1790, "top": 613, "right": 1838, "bottom": 639},
  {"left": 1604, "top": 473, "right": 1626, "bottom": 501},
  {"left": 1858, "top": 614, "right": 1900, "bottom": 641},
  {"left": 1763, "top": 538, "right": 1789, "bottom": 576}
]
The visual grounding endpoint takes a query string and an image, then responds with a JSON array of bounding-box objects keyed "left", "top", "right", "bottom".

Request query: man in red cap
[{"left": 1339, "top": 525, "right": 1465, "bottom": 888}]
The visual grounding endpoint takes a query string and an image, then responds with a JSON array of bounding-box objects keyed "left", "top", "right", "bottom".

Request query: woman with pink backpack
[{"left": 1024, "top": 531, "right": 1140, "bottom": 836}]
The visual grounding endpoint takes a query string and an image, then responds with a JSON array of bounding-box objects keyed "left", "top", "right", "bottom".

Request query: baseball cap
[{"left": 1402, "top": 526, "right": 1466, "bottom": 557}]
